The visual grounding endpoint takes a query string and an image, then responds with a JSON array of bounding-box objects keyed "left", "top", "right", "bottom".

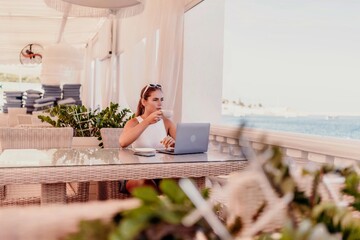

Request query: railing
[{"left": 210, "top": 124, "right": 360, "bottom": 165}]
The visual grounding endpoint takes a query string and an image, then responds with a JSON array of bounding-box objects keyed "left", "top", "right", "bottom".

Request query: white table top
[
  {"left": 0, "top": 148, "right": 245, "bottom": 168},
  {"left": 0, "top": 148, "right": 247, "bottom": 185}
]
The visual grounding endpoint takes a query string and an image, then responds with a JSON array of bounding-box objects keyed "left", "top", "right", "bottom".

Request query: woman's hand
[
  {"left": 161, "top": 135, "right": 175, "bottom": 149},
  {"left": 145, "top": 110, "right": 163, "bottom": 125}
]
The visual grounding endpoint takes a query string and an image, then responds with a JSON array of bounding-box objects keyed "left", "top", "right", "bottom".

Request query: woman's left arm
[
  {"left": 160, "top": 118, "right": 176, "bottom": 148},
  {"left": 164, "top": 118, "right": 176, "bottom": 139}
]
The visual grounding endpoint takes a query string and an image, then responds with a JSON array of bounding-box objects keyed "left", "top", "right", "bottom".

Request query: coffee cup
[{"left": 161, "top": 109, "right": 173, "bottom": 118}]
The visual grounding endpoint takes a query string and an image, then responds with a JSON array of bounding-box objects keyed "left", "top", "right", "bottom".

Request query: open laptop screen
[{"left": 158, "top": 123, "right": 210, "bottom": 155}]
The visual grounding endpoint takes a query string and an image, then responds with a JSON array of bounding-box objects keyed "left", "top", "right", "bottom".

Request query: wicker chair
[
  {"left": 100, "top": 128, "right": 123, "bottom": 148},
  {"left": 0, "top": 114, "right": 9, "bottom": 127},
  {"left": 0, "top": 127, "right": 89, "bottom": 206},
  {"left": 17, "top": 114, "right": 33, "bottom": 125},
  {"left": 98, "top": 128, "right": 129, "bottom": 200},
  {"left": 7, "top": 107, "right": 27, "bottom": 127}
]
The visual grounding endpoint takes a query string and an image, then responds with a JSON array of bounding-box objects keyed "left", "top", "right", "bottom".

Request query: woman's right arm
[
  {"left": 119, "top": 111, "right": 163, "bottom": 148},
  {"left": 119, "top": 118, "right": 150, "bottom": 148}
]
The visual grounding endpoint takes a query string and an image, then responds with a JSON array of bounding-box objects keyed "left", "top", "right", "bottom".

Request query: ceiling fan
[{"left": 19, "top": 43, "right": 44, "bottom": 65}]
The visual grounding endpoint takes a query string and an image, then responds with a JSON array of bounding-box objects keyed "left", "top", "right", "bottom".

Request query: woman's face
[{"left": 143, "top": 89, "right": 163, "bottom": 113}]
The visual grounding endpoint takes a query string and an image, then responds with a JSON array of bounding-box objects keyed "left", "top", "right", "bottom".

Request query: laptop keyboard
[{"left": 157, "top": 147, "right": 174, "bottom": 153}]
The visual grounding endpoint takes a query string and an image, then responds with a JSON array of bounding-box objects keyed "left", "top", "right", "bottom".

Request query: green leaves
[
  {"left": 160, "top": 179, "right": 187, "bottom": 204},
  {"left": 37, "top": 104, "right": 97, "bottom": 137},
  {"left": 37, "top": 102, "right": 133, "bottom": 139},
  {"left": 131, "top": 186, "right": 159, "bottom": 204},
  {"left": 342, "top": 172, "right": 360, "bottom": 211},
  {"left": 107, "top": 179, "right": 212, "bottom": 240},
  {"left": 65, "top": 219, "right": 114, "bottom": 240},
  {"left": 65, "top": 179, "right": 208, "bottom": 240},
  {"left": 37, "top": 115, "right": 56, "bottom": 126},
  {"left": 312, "top": 203, "right": 345, "bottom": 233},
  {"left": 93, "top": 102, "right": 133, "bottom": 130},
  {"left": 278, "top": 219, "right": 338, "bottom": 240}
]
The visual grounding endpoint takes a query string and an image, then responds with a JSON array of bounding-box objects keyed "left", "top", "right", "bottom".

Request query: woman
[{"left": 119, "top": 84, "right": 176, "bottom": 193}]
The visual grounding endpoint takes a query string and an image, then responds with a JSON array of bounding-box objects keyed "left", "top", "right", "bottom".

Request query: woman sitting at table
[{"left": 119, "top": 83, "right": 176, "bottom": 193}]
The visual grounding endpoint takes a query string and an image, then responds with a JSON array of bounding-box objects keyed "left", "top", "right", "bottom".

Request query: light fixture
[{"left": 44, "top": 0, "right": 145, "bottom": 17}]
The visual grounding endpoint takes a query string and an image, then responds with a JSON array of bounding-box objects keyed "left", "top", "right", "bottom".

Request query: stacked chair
[
  {"left": 7, "top": 107, "right": 27, "bottom": 127},
  {"left": 42, "top": 84, "right": 62, "bottom": 100},
  {"left": 3, "top": 91, "right": 23, "bottom": 113},
  {"left": 33, "top": 97, "right": 56, "bottom": 112},
  {"left": 23, "top": 89, "right": 42, "bottom": 114},
  {"left": 62, "top": 84, "right": 82, "bottom": 105}
]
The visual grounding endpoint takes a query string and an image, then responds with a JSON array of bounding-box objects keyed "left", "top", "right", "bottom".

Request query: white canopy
[
  {"left": 0, "top": 0, "right": 106, "bottom": 65},
  {"left": 0, "top": 0, "right": 200, "bottom": 66}
]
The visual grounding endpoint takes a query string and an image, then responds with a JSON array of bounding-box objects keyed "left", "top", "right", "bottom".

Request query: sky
[{"left": 222, "top": 0, "right": 360, "bottom": 115}]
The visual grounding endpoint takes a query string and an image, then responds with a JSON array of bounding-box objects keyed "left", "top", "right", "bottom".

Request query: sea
[{"left": 221, "top": 115, "right": 360, "bottom": 140}]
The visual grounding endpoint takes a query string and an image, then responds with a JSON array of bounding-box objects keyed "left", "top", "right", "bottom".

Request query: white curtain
[
  {"left": 117, "top": 0, "right": 185, "bottom": 113},
  {"left": 81, "top": 0, "right": 184, "bottom": 113},
  {"left": 81, "top": 19, "right": 114, "bottom": 110},
  {"left": 81, "top": 40, "right": 94, "bottom": 109}
]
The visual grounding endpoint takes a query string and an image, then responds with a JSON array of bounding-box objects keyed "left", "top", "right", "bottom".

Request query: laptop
[{"left": 157, "top": 123, "right": 210, "bottom": 155}]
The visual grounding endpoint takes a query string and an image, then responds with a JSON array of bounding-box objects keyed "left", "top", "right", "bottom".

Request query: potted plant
[
  {"left": 37, "top": 102, "right": 133, "bottom": 148},
  {"left": 93, "top": 102, "right": 133, "bottom": 148}
]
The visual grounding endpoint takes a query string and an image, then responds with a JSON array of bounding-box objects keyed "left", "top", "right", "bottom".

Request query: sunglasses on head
[{"left": 142, "top": 84, "right": 162, "bottom": 98}]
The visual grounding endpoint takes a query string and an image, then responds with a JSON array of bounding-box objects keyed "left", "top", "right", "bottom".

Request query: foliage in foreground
[
  {"left": 63, "top": 133, "right": 360, "bottom": 239},
  {"left": 64, "top": 179, "right": 217, "bottom": 240},
  {"left": 251, "top": 145, "right": 360, "bottom": 240}
]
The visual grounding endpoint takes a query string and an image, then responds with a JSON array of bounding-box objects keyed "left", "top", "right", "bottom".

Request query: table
[{"left": 0, "top": 148, "right": 247, "bottom": 204}]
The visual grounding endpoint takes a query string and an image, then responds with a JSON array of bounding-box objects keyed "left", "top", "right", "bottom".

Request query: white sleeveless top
[{"left": 132, "top": 116, "right": 167, "bottom": 149}]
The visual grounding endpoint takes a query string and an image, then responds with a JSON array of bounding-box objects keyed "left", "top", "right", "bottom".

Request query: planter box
[{"left": 72, "top": 137, "right": 100, "bottom": 148}]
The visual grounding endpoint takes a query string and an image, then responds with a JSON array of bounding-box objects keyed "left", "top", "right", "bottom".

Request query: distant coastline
[
  {"left": 221, "top": 114, "right": 360, "bottom": 140},
  {"left": 221, "top": 101, "right": 360, "bottom": 117}
]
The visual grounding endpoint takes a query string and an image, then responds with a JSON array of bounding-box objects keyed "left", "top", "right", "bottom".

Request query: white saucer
[{"left": 132, "top": 148, "right": 156, "bottom": 153}]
